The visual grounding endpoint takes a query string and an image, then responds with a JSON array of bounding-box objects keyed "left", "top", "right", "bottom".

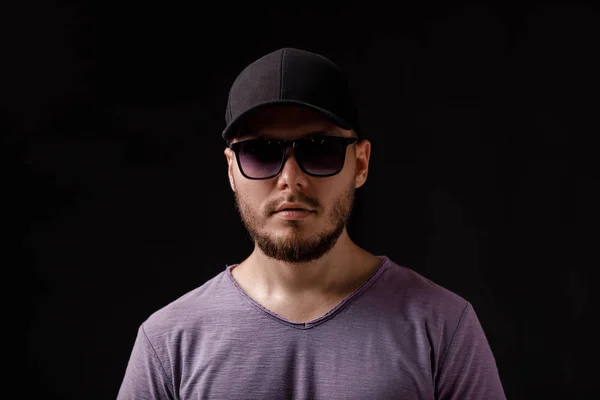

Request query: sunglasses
[{"left": 228, "top": 135, "right": 358, "bottom": 180}]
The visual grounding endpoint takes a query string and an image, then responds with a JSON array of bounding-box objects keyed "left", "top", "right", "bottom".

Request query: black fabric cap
[{"left": 222, "top": 48, "right": 359, "bottom": 141}]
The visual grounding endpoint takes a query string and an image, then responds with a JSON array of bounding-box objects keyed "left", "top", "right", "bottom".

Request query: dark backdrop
[{"left": 6, "top": 1, "right": 598, "bottom": 399}]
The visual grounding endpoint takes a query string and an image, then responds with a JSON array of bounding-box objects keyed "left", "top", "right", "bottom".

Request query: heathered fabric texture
[{"left": 117, "top": 255, "right": 506, "bottom": 399}]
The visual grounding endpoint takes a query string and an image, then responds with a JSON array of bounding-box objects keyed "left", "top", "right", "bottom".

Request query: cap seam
[
  {"left": 226, "top": 58, "right": 250, "bottom": 124},
  {"left": 226, "top": 77, "right": 236, "bottom": 124},
  {"left": 279, "top": 48, "right": 285, "bottom": 100},
  {"left": 226, "top": 93, "right": 232, "bottom": 122}
]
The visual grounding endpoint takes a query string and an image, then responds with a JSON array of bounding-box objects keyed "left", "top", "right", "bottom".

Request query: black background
[{"left": 6, "top": 1, "right": 598, "bottom": 399}]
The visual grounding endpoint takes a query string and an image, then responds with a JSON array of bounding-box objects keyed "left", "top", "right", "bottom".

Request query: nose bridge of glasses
[
  {"left": 282, "top": 142, "right": 296, "bottom": 160},
  {"left": 279, "top": 140, "right": 304, "bottom": 172}
]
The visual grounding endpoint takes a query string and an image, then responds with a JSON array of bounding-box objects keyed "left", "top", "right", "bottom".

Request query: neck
[{"left": 238, "top": 229, "right": 379, "bottom": 300}]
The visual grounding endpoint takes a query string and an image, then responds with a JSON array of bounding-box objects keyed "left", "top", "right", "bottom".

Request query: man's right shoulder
[{"left": 140, "top": 268, "right": 231, "bottom": 341}]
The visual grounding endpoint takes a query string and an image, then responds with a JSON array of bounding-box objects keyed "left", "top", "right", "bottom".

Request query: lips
[
  {"left": 274, "top": 202, "right": 314, "bottom": 213},
  {"left": 275, "top": 208, "right": 314, "bottom": 214},
  {"left": 274, "top": 209, "right": 314, "bottom": 219}
]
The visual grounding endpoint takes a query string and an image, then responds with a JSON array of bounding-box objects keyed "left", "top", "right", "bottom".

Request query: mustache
[
  {"left": 233, "top": 191, "right": 320, "bottom": 215},
  {"left": 267, "top": 194, "right": 319, "bottom": 214}
]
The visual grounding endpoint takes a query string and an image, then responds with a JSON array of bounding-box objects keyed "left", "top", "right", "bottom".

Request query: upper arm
[
  {"left": 435, "top": 302, "right": 506, "bottom": 400},
  {"left": 117, "top": 324, "right": 177, "bottom": 400}
]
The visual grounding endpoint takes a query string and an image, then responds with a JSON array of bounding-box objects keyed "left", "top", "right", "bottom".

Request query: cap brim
[{"left": 222, "top": 100, "right": 353, "bottom": 141}]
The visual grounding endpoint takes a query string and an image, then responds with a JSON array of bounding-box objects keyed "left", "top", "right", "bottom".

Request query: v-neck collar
[{"left": 225, "top": 255, "right": 390, "bottom": 329}]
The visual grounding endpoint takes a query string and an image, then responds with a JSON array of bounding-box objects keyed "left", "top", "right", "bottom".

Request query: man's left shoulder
[{"left": 378, "top": 257, "right": 470, "bottom": 320}]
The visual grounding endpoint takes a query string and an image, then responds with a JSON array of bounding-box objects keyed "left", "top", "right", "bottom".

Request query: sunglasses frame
[{"left": 228, "top": 135, "right": 358, "bottom": 180}]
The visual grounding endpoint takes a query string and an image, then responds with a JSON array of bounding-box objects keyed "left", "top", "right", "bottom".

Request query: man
[{"left": 117, "top": 48, "right": 506, "bottom": 399}]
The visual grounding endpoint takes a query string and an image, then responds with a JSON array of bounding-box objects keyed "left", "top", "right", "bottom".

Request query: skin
[{"left": 224, "top": 105, "right": 382, "bottom": 319}]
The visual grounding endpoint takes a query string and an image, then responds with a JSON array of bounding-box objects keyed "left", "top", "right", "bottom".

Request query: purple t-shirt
[{"left": 117, "top": 255, "right": 506, "bottom": 399}]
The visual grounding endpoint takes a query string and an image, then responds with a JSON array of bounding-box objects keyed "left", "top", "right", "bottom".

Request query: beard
[{"left": 233, "top": 180, "right": 355, "bottom": 264}]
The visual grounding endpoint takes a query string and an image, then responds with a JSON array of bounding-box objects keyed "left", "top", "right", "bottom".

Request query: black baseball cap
[{"left": 222, "top": 47, "right": 359, "bottom": 142}]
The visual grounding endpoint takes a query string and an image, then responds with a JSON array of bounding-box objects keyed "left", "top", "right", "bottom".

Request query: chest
[{"left": 177, "top": 321, "right": 434, "bottom": 400}]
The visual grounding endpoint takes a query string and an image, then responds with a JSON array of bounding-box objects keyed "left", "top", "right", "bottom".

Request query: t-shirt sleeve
[
  {"left": 117, "top": 324, "right": 176, "bottom": 400},
  {"left": 435, "top": 302, "right": 506, "bottom": 400}
]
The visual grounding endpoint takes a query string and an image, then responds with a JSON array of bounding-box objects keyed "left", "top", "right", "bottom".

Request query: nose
[{"left": 276, "top": 147, "right": 309, "bottom": 187}]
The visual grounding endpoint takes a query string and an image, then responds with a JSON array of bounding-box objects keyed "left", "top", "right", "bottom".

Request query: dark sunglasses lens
[
  {"left": 238, "top": 140, "right": 282, "bottom": 178},
  {"left": 299, "top": 137, "right": 346, "bottom": 176}
]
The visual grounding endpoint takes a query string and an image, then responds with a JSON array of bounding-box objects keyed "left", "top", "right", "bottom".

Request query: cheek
[
  {"left": 236, "top": 182, "right": 272, "bottom": 211},
  {"left": 315, "top": 180, "right": 343, "bottom": 205},
  {"left": 319, "top": 177, "right": 355, "bottom": 210}
]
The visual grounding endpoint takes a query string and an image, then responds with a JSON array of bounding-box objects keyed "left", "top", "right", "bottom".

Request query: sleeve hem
[
  {"left": 438, "top": 300, "right": 471, "bottom": 371},
  {"left": 140, "top": 323, "right": 177, "bottom": 398}
]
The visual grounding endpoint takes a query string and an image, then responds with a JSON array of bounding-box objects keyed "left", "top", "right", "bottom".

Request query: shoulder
[
  {"left": 376, "top": 256, "right": 469, "bottom": 322},
  {"left": 140, "top": 267, "right": 232, "bottom": 343}
]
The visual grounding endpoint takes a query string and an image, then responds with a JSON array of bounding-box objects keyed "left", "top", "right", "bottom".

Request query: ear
[
  {"left": 354, "top": 139, "right": 371, "bottom": 189},
  {"left": 224, "top": 148, "right": 236, "bottom": 192}
]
